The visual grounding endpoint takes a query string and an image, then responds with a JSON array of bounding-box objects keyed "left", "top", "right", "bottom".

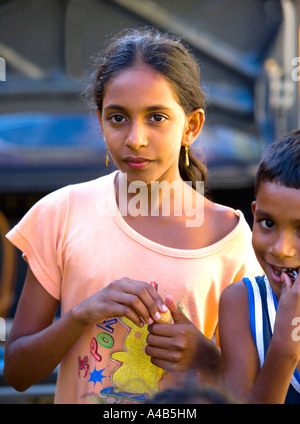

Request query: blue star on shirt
[{"left": 88, "top": 366, "right": 106, "bottom": 387}]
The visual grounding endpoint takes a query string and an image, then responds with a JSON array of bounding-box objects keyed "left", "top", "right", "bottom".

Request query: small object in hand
[{"left": 156, "top": 308, "right": 172, "bottom": 323}]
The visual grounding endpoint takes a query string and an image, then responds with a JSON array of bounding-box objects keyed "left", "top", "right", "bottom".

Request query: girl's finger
[
  {"left": 106, "top": 289, "right": 153, "bottom": 325},
  {"left": 107, "top": 301, "right": 144, "bottom": 328},
  {"left": 107, "top": 279, "right": 166, "bottom": 324},
  {"left": 122, "top": 279, "right": 168, "bottom": 321}
]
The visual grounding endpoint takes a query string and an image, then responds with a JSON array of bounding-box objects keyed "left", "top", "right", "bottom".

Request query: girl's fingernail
[
  {"left": 161, "top": 304, "right": 168, "bottom": 312},
  {"left": 148, "top": 317, "right": 154, "bottom": 325},
  {"left": 155, "top": 311, "right": 161, "bottom": 320}
]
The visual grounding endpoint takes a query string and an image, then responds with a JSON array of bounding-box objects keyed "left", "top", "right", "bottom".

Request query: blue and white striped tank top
[{"left": 243, "top": 275, "right": 300, "bottom": 404}]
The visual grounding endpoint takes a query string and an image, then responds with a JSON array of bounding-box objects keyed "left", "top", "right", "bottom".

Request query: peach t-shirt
[{"left": 6, "top": 171, "right": 261, "bottom": 404}]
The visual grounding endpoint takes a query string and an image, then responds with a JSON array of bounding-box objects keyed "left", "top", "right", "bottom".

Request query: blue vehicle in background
[{"left": 0, "top": 0, "right": 299, "bottom": 402}]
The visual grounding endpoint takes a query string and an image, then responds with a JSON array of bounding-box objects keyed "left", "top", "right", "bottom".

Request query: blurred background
[{"left": 0, "top": 0, "right": 299, "bottom": 403}]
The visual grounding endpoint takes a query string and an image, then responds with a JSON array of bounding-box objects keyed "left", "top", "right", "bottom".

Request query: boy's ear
[
  {"left": 251, "top": 201, "right": 256, "bottom": 217},
  {"left": 182, "top": 108, "right": 205, "bottom": 146}
]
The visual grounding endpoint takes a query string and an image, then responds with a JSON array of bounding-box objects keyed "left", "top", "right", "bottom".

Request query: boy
[{"left": 219, "top": 130, "right": 300, "bottom": 404}]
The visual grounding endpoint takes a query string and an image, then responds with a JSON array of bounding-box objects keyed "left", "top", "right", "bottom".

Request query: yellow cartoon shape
[{"left": 111, "top": 317, "right": 165, "bottom": 396}]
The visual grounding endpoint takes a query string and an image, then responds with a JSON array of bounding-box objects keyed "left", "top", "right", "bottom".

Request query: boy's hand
[{"left": 274, "top": 272, "right": 300, "bottom": 359}]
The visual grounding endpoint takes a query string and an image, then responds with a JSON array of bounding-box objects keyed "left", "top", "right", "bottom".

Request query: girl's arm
[
  {"left": 4, "top": 266, "right": 167, "bottom": 392},
  {"left": 4, "top": 267, "right": 87, "bottom": 391},
  {"left": 219, "top": 276, "right": 300, "bottom": 404}
]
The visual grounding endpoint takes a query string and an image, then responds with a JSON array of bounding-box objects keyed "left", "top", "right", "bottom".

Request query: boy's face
[{"left": 252, "top": 181, "right": 300, "bottom": 297}]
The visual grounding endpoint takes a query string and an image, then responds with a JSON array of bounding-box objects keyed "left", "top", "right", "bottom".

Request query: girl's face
[
  {"left": 97, "top": 63, "right": 204, "bottom": 185},
  {"left": 252, "top": 181, "right": 300, "bottom": 297}
]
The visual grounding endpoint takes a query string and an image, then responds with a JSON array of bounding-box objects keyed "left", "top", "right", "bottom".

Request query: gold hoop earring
[
  {"left": 105, "top": 146, "right": 110, "bottom": 167},
  {"left": 185, "top": 144, "right": 189, "bottom": 167}
]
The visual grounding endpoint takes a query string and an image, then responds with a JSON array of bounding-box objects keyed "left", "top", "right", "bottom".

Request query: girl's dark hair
[
  {"left": 83, "top": 27, "right": 207, "bottom": 190},
  {"left": 255, "top": 129, "right": 300, "bottom": 197}
]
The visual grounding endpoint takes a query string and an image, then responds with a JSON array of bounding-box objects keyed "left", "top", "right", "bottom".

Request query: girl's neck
[{"left": 115, "top": 171, "right": 198, "bottom": 219}]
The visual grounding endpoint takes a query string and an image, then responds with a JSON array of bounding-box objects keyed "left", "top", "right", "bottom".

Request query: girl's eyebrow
[
  {"left": 103, "top": 104, "right": 173, "bottom": 112},
  {"left": 103, "top": 104, "right": 125, "bottom": 111}
]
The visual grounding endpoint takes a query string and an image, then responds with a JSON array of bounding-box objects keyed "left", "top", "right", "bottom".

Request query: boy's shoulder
[
  {"left": 219, "top": 280, "right": 252, "bottom": 339},
  {"left": 220, "top": 280, "right": 248, "bottom": 309}
]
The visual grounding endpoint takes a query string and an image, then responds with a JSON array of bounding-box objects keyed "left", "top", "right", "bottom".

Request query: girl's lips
[{"left": 125, "top": 157, "right": 152, "bottom": 169}]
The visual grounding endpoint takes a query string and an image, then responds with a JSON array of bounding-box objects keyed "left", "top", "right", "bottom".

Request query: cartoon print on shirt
[
  {"left": 88, "top": 366, "right": 106, "bottom": 387},
  {"left": 85, "top": 290, "right": 196, "bottom": 403},
  {"left": 176, "top": 294, "right": 196, "bottom": 320},
  {"left": 97, "top": 331, "right": 114, "bottom": 348},
  {"left": 97, "top": 317, "right": 157, "bottom": 404},
  {"left": 99, "top": 385, "right": 148, "bottom": 404},
  {"left": 90, "top": 337, "right": 101, "bottom": 362},
  {"left": 78, "top": 355, "right": 89, "bottom": 378},
  {"left": 85, "top": 317, "right": 122, "bottom": 399},
  {"left": 111, "top": 317, "right": 165, "bottom": 396},
  {"left": 96, "top": 318, "right": 118, "bottom": 334}
]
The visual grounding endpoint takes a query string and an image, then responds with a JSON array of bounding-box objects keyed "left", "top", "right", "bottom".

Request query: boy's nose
[
  {"left": 125, "top": 121, "right": 148, "bottom": 150},
  {"left": 270, "top": 233, "right": 296, "bottom": 259}
]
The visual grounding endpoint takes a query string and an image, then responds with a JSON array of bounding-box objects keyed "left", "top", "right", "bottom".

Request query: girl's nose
[
  {"left": 270, "top": 232, "right": 296, "bottom": 259},
  {"left": 125, "top": 121, "right": 148, "bottom": 150}
]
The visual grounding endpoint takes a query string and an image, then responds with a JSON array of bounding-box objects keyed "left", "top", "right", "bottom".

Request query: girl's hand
[
  {"left": 273, "top": 272, "right": 300, "bottom": 360},
  {"left": 73, "top": 277, "right": 168, "bottom": 328},
  {"left": 145, "top": 295, "right": 209, "bottom": 372}
]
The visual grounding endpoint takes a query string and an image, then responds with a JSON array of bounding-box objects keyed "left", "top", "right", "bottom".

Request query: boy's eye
[{"left": 260, "top": 219, "right": 275, "bottom": 229}]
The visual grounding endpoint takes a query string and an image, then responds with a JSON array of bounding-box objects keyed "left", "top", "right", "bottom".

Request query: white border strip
[{"left": 250, "top": 277, "right": 265, "bottom": 368}]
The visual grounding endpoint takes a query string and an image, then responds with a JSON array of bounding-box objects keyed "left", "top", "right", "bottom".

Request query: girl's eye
[
  {"left": 149, "top": 114, "right": 167, "bottom": 123},
  {"left": 108, "top": 114, "right": 126, "bottom": 123},
  {"left": 260, "top": 219, "right": 275, "bottom": 229}
]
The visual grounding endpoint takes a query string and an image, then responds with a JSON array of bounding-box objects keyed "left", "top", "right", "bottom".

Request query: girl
[{"left": 4, "top": 28, "right": 261, "bottom": 404}]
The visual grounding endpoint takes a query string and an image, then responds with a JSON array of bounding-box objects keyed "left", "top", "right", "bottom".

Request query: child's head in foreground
[
  {"left": 252, "top": 129, "right": 300, "bottom": 296},
  {"left": 148, "top": 377, "right": 236, "bottom": 404}
]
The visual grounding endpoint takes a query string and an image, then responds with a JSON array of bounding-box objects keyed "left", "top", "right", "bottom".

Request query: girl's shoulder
[
  {"left": 206, "top": 198, "right": 239, "bottom": 224},
  {"left": 38, "top": 171, "right": 116, "bottom": 206},
  {"left": 203, "top": 198, "right": 241, "bottom": 242}
]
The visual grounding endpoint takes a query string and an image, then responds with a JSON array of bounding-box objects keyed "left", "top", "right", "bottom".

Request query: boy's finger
[{"left": 280, "top": 271, "right": 293, "bottom": 290}]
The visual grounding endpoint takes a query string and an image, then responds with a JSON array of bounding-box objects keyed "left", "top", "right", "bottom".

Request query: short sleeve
[{"left": 6, "top": 187, "right": 71, "bottom": 300}]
